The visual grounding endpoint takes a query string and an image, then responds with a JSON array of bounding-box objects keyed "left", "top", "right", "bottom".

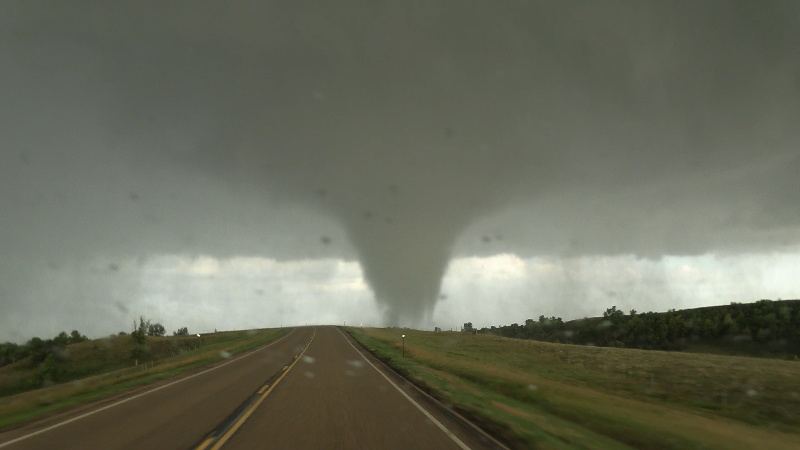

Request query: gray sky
[{"left": 1, "top": 1, "right": 799, "bottom": 340}]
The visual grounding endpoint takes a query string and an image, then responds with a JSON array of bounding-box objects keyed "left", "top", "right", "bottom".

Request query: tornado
[{"left": 1, "top": 1, "right": 799, "bottom": 331}]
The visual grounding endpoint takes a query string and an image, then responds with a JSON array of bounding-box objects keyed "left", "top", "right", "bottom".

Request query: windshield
[{"left": 1, "top": 2, "right": 798, "bottom": 448}]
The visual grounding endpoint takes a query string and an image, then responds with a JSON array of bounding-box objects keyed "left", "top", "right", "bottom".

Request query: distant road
[{"left": 0, "top": 327, "right": 501, "bottom": 450}]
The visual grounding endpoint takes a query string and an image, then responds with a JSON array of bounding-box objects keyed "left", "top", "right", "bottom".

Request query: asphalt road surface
[{"left": 0, "top": 327, "right": 502, "bottom": 450}]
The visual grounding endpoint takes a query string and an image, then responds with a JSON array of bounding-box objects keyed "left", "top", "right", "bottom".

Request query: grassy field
[
  {"left": 0, "top": 328, "right": 289, "bottom": 431},
  {"left": 346, "top": 327, "right": 800, "bottom": 450}
]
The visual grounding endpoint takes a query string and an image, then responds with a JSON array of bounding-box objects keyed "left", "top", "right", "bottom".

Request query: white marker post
[{"left": 402, "top": 334, "right": 405, "bottom": 358}]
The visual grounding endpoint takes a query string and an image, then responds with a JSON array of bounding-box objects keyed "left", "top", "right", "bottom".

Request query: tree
[
  {"left": 603, "top": 306, "right": 624, "bottom": 323},
  {"left": 147, "top": 323, "right": 166, "bottom": 337},
  {"left": 53, "top": 331, "right": 71, "bottom": 346},
  {"left": 131, "top": 316, "right": 149, "bottom": 345},
  {"left": 27, "top": 337, "right": 49, "bottom": 365},
  {"left": 70, "top": 330, "right": 88, "bottom": 344},
  {"left": 0, "top": 342, "right": 21, "bottom": 368},
  {"left": 599, "top": 306, "right": 626, "bottom": 346},
  {"left": 462, "top": 322, "right": 474, "bottom": 333},
  {"left": 173, "top": 327, "right": 189, "bottom": 336}
]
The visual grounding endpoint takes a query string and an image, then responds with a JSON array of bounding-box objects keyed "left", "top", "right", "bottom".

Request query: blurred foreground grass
[
  {"left": 0, "top": 328, "right": 288, "bottom": 430},
  {"left": 346, "top": 327, "right": 800, "bottom": 450}
]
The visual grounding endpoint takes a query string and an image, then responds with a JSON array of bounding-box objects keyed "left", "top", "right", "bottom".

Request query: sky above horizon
[
  {"left": 1, "top": 1, "right": 799, "bottom": 341},
  {"left": 2, "top": 250, "right": 797, "bottom": 342}
]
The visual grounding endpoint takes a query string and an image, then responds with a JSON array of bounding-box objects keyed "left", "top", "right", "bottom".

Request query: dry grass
[{"left": 348, "top": 327, "right": 800, "bottom": 450}]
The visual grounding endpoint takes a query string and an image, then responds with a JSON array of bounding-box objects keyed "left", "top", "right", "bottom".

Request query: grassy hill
[
  {"left": 347, "top": 326, "right": 800, "bottom": 450},
  {"left": 1, "top": 333, "right": 205, "bottom": 398}
]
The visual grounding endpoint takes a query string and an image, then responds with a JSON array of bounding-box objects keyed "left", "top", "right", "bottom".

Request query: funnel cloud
[{"left": 1, "top": 1, "right": 799, "bottom": 327}]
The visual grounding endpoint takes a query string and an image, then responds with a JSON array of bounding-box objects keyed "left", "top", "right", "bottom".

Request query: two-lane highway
[
  {"left": 220, "top": 326, "right": 478, "bottom": 450},
  {"left": 0, "top": 327, "right": 502, "bottom": 450}
]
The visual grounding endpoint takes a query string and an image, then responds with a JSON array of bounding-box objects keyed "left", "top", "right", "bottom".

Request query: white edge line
[
  {"left": 0, "top": 328, "right": 296, "bottom": 449},
  {"left": 340, "top": 328, "right": 510, "bottom": 449},
  {"left": 336, "top": 327, "right": 472, "bottom": 450},
  {"left": 343, "top": 330, "right": 510, "bottom": 450}
]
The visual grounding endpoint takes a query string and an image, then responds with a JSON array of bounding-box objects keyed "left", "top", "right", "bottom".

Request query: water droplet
[
  {"left": 302, "top": 356, "right": 316, "bottom": 364},
  {"left": 304, "top": 371, "right": 315, "bottom": 378},
  {"left": 347, "top": 360, "right": 364, "bottom": 368},
  {"left": 527, "top": 384, "right": 538, "bottom": 391},
  {"left": 219, "top": 351, "right": 231, "bottom": 359},
  {"left": 746, "top": 389, "right": 758, "bottom": 397}
]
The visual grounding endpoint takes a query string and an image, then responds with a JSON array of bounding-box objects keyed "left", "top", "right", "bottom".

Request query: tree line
[
  {"left": 468, "top": 299, "right": 800, "bottom": 357},
  {"left": 0, "top": 316, "right": 191, "bottom": 370},
  {"left": 0, "top": 330, "right": 88, "bottom": 369}
]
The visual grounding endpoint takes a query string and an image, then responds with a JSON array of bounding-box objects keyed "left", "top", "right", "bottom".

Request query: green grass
[
  {"left": 0, "top": 328, "right": 289, "bottom": 431},
  {"left": 346, "top": 327, "right": 800, "bottom": 450}
]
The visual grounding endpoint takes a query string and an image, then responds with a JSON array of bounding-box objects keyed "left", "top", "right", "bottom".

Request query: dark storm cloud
[{"left": 1, "top": 1, "right": 799, "bottom": 325}]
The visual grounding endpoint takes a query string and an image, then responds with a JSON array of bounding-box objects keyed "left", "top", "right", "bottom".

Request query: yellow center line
[
  {"left": 257, "top": 384, "right": 269, "bottom": 394},
  {"left": 195, "top": 437, "right": 215, "bottom": 450},
  {"left": 208, "top": 328, "right": 316, "bottom": 450}
]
